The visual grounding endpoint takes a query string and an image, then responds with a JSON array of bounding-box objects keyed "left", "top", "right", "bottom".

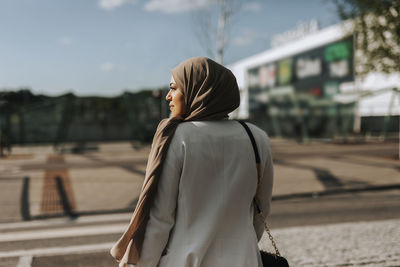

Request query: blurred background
[{"left": 0, "top": 0, "right": 399, "bottom": 266}]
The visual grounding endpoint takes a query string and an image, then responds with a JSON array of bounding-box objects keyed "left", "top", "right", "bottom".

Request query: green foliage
[
  {"left": 0, "top": 88, "right": 168, "bottom": 144},
  {"left": 0, "top": 89, "right": 50, "bottom": 113},
  {"left": 333, "top": 0, "right": 400, "bottom": 75}
]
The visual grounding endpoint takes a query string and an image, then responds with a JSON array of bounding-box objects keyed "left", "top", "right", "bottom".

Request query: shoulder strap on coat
[{"left": 236, "top": 120, "right": 260, "bottom": 164}]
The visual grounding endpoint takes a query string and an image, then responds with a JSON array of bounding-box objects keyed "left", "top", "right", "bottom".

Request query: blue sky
[{"left": 0, "top": 0, "right": 340, "bottom": 96}]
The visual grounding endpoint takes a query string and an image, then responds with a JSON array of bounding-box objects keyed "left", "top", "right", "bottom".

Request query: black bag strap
[
  {"left": 237, "top": 120, "right": 281, "bottom": 257},
  {"left": 237, "top": 120, "right": 260, "bottom": 164},
  {"left": 237, "top": 120, "right": 261, "bottom": 213}
]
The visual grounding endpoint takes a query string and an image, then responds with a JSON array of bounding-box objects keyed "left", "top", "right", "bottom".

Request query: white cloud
[
  {"left": 243, "top": 2, "right": 262, "bottom": 12},
  {"left": 57, "top": 36, "right": 73, "bottom": 46},
  {"left": 144, "top": 0, "right": 211, "bottom": 14},
  {"left": 100, "top": 62, "right": 116, "bottom": 72},
  {"left": 98, "top": 0, "right": 138, "bottom": 10},
  {"left": 232, "top": 28, "right": 269, "bottom": 47},
  {"left": 100, "top": 62, "right": 127, "bottom": 72}
]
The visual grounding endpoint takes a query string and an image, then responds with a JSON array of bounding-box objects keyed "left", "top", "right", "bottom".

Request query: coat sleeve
[
  {"left": 253, "top": 134, "right": 274, "bottom": 242},
  {"left": 135, "top": 138, "right": 183, "bottom": 267}
]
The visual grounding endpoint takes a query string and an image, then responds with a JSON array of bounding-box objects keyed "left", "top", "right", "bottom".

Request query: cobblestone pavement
[{"left": 259, "top": 218, "right": 400, "bottom": 267}]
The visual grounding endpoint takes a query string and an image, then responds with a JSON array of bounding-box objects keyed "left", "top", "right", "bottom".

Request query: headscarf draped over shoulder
[{"left": 110, "top": 57, "right": 240, "bottom": 266}]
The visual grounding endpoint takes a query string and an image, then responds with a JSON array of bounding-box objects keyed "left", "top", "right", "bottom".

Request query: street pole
[{"left": 352, "top": 33, "right": 361, "bottom": 135}]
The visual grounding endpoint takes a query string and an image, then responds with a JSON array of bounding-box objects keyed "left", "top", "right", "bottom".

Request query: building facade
[{"left": 229, "top": 22, "right": 400, "bottom": 140}]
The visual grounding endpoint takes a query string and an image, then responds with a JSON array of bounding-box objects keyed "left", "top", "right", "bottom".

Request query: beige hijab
[{"left": 110, "top": 57, "right": 240, "bottom": 265}]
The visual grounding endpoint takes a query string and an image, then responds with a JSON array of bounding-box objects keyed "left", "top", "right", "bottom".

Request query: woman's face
[{"left": 166, "top": 75, "right": 186, "bottom": 118}]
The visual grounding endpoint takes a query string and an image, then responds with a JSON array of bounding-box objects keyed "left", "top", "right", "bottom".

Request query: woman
[{"left": 111, "top": 57, "right": 274, "bottom": 267}]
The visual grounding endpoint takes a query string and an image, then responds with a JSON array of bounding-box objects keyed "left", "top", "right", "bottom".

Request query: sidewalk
[
  {"left": 259, "top": 218, "right": 400, "bottom": 267},
  {"left": 0, "top": 139, "right": 399, "bottom": 223},
  {"left": 1, "top": 213, "right": 398, "bottom": 266},
  {"left": 270, "top": 138, "right": 400, "bottom": 197}
]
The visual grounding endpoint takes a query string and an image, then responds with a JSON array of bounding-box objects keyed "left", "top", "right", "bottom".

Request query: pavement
[
  {"left": 0, "top": 139, "right": 399, "bottom": 266},
  {"left": 0, "top": 139, "right": 399, "bottom": 223},
  {"left": 0, "top": 142, "right": 149, "bottom": 222},
  {"left": 258, "top": 218, "right": 400, "bottom": 267},
  {"left": 0, "top": 213, "right": 398, "bottom": 267}
]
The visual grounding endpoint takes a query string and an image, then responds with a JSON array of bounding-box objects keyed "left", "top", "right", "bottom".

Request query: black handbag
[
  {"left": 238, "top": 121, "right": 289, "bottom": 267},
  {"left": 260, "top": 251, "right": 289, "bottom": 267}
]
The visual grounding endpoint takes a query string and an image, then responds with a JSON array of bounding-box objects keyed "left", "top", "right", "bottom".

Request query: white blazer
[{"left": 135, "top": 120, "right": 274, "bottom": 267}]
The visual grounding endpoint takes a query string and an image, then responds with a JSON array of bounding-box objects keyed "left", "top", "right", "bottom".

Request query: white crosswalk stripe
[
  {"left": 0, "top": 213, "right": 129, "bottom": 266},
  {"left": 0, "top": 243, "right": 114, "bottom": 259},
  {"left": 0, "top": 213, "right": 131, "bottom": 231},
  {"left": 0, "top": 223, "right": 126, "bottom": 242},
  {"left": 17, "top": 255, "right": 33, "bottom": 267}
]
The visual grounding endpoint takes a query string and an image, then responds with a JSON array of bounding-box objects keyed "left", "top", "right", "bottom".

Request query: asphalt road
[
  {"left": 1, "top": 189, "right": 400, "bottom": 267},
  {"left": 269, "top": 188, "right": 400, "bottom": 229}
]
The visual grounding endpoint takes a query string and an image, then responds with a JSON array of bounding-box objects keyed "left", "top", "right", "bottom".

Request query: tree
[
  {"left": 193, "top": 0, "right": 242, "bottom": 64},
  {"left": 333, "top": 0, "right": 400, "bottom": 76}
]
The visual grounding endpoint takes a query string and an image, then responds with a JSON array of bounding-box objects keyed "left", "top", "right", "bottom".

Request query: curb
[
  {"left": 23, "top": 183, "right": 400, "bottom": 221},
  {"left": 272, "top": 183, "right": 400, "bottom": 201}
]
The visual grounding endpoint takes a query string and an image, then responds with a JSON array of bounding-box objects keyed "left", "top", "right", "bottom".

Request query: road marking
[
  {"left": 0, "top": 223, "right": 126, "bottom": 242},
  {"left": 41, "top": 155, "right": 76, "bottom": 214},
  {"left": 0, "top": 242, "right": 114, "bottom": 258},
  {"left": 0, "top": 213, "right": 131, "bottom": 231},
  {"left": 17, "top": 255, "right": 33, "bottom": 267}
]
